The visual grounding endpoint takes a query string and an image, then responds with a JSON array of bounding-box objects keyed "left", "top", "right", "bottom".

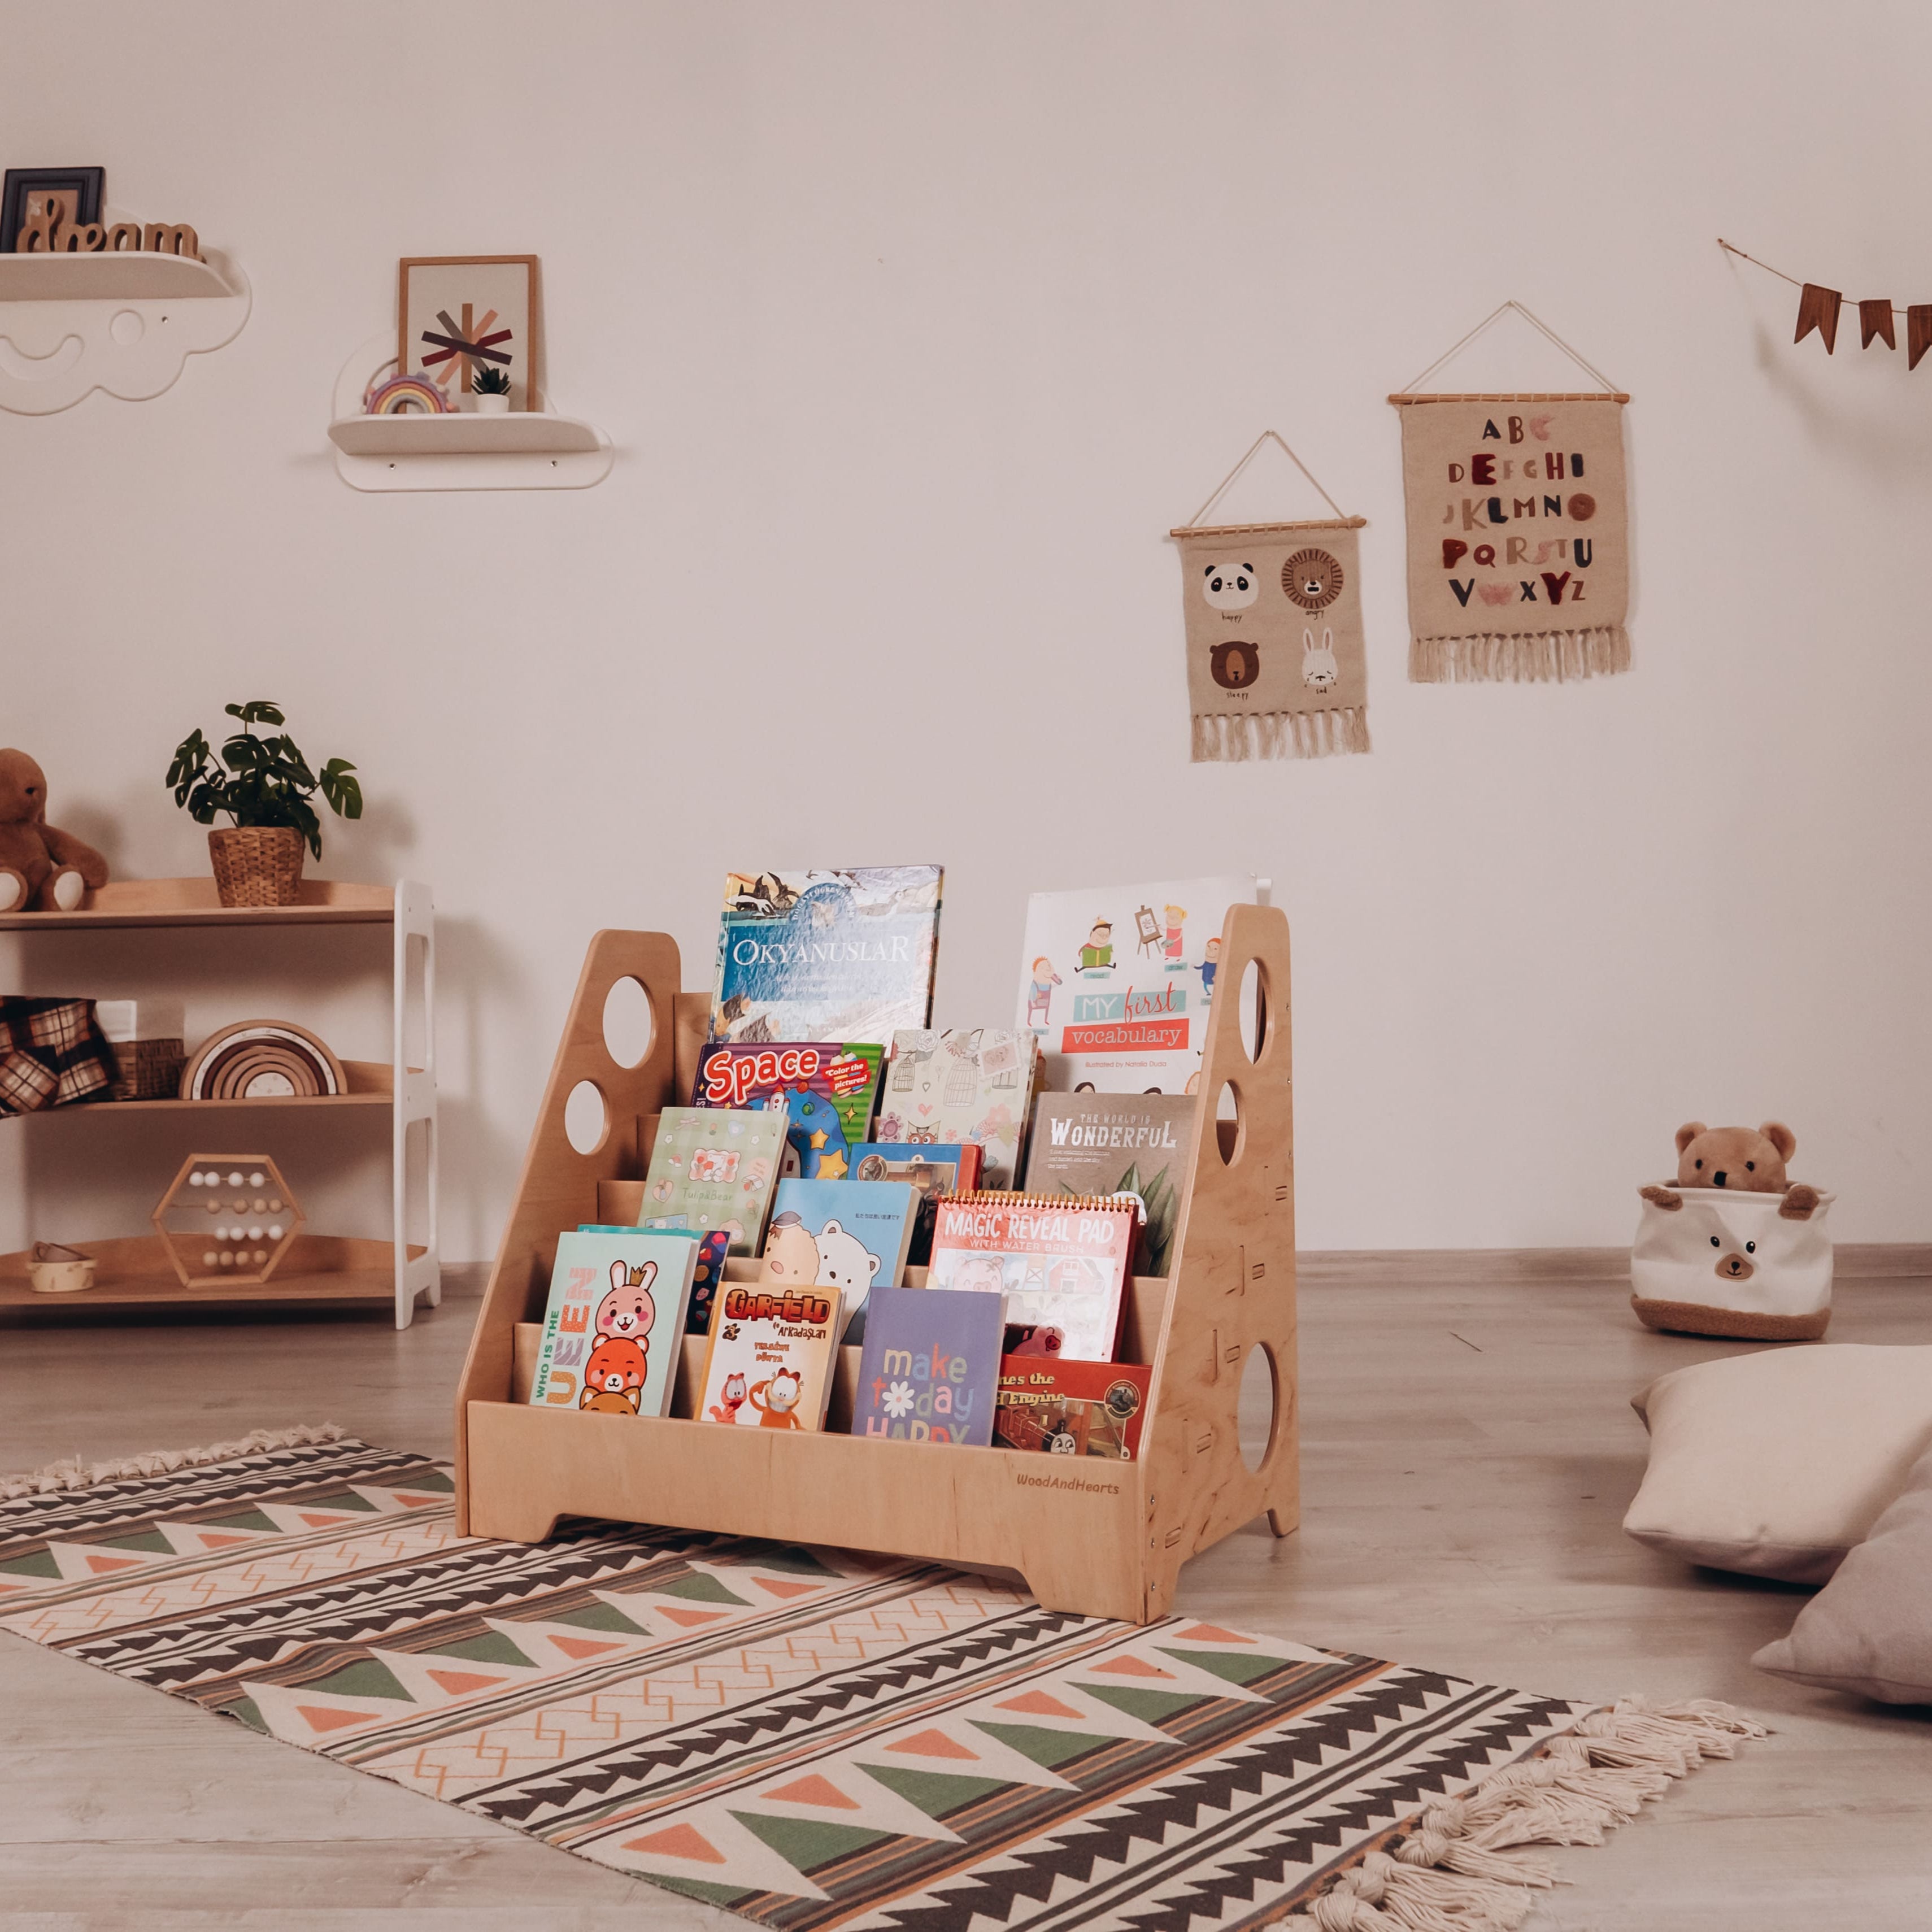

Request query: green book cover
[{"left": 641, "top": 1107, "right": 787, "bottom": 1255}]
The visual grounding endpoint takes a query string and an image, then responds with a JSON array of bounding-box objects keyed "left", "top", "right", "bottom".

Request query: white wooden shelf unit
[{"left": 0, "top": 879, "right": 439, "bottom": 1329}]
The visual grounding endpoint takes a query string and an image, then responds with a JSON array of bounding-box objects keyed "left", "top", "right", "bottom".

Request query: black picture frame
[{"left": 1, "top": 167, "right": 106, "bottom": 253}]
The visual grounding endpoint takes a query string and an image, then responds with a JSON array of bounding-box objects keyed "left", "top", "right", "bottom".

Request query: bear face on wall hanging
[{"left": 1170, "top": 433, "right": 1370, "bottom": 761}]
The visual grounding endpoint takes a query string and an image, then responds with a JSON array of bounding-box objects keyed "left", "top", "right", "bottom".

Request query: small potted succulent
[
  {"left": 166, "top": 701, "right": 362, "bottom": 907},
  {"left": 472, "top": 363, "right": 512, "bottom": 414}
]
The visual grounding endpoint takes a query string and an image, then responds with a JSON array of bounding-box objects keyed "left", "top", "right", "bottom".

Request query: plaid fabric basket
[{"left": 0, "top": 998, "right": 118, "bottom": 1114}]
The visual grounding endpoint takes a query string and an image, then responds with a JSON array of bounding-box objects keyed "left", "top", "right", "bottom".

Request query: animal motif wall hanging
[
  {"left": 1170, "top": 432, "right": 1370, "bottom": 760},
  {"left": 1390, "top": 302, "right": 1631, "bottom": 684}
]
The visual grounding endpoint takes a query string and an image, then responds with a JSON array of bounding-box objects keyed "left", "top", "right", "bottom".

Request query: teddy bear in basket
[
  {"left": 1631, "top": 1122, "right": 1833, "bottom": 1342},
  {"left": 0, "top": 750, "right": 109, "bottom": 913}
]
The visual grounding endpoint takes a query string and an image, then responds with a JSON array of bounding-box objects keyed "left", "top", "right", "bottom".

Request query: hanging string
[
  {"left": 1718, "top": 237, "right": 1911, "bottom": 315},
  {"left": 1395, "top": 299, "right": 1621, "bottom": 398},
  {"left": 1182, "top": 429, "right": 1358, "bottom": 530}
]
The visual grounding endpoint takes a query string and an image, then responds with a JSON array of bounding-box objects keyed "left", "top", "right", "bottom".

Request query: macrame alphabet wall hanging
[
  {"left": 1171, "top": 433, "right": 1370, "bottom": 761},
  {"left": 1390, "top": 303, "right": 1631, "bottom": 685}
]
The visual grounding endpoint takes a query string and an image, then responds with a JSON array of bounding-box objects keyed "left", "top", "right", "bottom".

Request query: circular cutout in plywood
[{"left": 181, "top": 1020, "right": 346, "bottom": 1100}]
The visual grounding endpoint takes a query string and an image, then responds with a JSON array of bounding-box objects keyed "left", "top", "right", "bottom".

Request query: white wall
[{"left": 5, "top": 0, "right": 1930, "bottom": 1258}]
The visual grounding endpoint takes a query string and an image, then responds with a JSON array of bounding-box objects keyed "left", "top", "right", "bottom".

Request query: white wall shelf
[
  {"left": 0, "top": 233, "right": 249, "bottom": 414},
  {"left": 329, "top": 333, "right": 613, "bottom": 492}
]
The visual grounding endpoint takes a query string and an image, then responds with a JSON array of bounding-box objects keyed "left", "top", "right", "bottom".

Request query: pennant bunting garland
[
  {"left": 1389, "top": 304, "right": 1631, "bottom": 685},
  {"left": 1723, "top": 239, "right": 1932, "bottom": 371}
]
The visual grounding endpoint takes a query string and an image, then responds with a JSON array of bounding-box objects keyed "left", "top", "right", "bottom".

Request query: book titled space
[
  {"left": 707, "top": 866, "right": 943, "bottom": 1046},
  {"left": 691, "top": 1039, "right": 885, "bottom": 1182},
  {"left": 925, "top": 1192, "right": 1138, "bottom": 1362},
  {"left": 527, "top": 1231, "right": 700, "bottom": 1418},
  {"left": 762, "top": 1176, "right": 919, "bottom": 1344},
  {"left": 851, "top": 1285, "right": 1002, "bottom": 1446},
  {"left": 639, "top": 1106, "right": 787, "bottom": 1254},
  {"left": 1016, "top": 874, "right": 1258, "bottom": 1094}
]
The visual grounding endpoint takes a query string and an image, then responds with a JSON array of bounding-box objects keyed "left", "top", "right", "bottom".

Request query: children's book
[
  {"left": 763, "top": 1177, "right": 919, "bottom": 1345},
  {"left": 993, "top": 1359, "right": 1153, "bottom": 1460},
  {"left": 1023, "top": 1093, "right": 1195, "bottom": 1277},
  {"left": 851, "top": 1285, "right": 1003, "bottom": 1446},
  {"left": 696, "top": 1276, "right": 842, "bottom": 1433},
  {"left": 924, "top": 1192, "right": 1139, "bottom": 1362},
  {"left": 691, "top": 1040, "right": 885, "bottom": 1181},
  {"left": 685, "top": 1228, "right": 731, "bottom": 1335},
  {"left": 874, "top": 1029, "right": 1039, "bottom": 1189},
  {"left": 527, "top": 1231, "right": 701, "bottom": 1418},
  {"left": 638, "top": 1106, "right": 787, "bottom": 1255},
  {"left": 708, "top": 867, "right": 943, "bottom": 1046},
  {"left": 851, "top": 1141, "right": 984, "bottom": 1264},
  {"left": 1016, "top": 874, "right": 1259, "bottom": 1094}
]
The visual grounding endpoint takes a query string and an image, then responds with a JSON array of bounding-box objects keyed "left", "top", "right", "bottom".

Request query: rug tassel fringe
[
  {"left": 0, "top": 1423, "right": 347, "bottom": 1501},
  {"left": 1409, "top": 624, "right": 1629, "bottom": 685},
  {"left": 1192, "top": 706, "right": 1370, "bottom": 762},
  {"left": 1277, "top": 1696, "right": 1767, "bottom": 1930}
]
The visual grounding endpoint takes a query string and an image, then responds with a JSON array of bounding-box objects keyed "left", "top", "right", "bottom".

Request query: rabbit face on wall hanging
[{"left": 1301, "top": 628, "right": 1339, "bottom": 693}]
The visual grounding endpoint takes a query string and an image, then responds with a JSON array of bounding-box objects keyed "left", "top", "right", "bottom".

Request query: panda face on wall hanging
[{"left": 1201, "top": 559, "right": 1260, "bottom": 612}]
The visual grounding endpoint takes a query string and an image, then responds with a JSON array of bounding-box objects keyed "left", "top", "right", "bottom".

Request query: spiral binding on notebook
[{"left": 940, "top": 1189, "right": 1147, "bottom": 1223}]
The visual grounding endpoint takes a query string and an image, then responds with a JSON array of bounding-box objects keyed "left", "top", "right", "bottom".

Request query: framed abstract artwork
[
  {"left": 1, "top": 167, "right": 105, "bottom": 251},
  {"left": 397, "top": 255, "right": 539, "bottom": 411}
]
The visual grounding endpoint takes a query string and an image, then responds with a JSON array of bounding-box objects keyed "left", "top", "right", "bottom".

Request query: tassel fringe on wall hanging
[
  {"left": 1720, "top": 238, "right": 1932, "bottom": 367},
  {"left": 1390, "top": 302, "right": 1631, "bottom": 685},
  {"left": 1170, "top": 433, "right": 1370, "bottom": 762}
]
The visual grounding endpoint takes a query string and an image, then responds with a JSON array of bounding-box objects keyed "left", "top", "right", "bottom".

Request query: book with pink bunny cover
[{"left": 526, "top": 1232, "right": 699, "bottom": 1417}]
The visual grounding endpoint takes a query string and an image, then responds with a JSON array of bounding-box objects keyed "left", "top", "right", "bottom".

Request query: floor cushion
[
  {"left": 1753, "top": 1440, "right": 1932, "bottom": 1704},
  {"left": 1623, "top": 1344, "right": 1932, "bottom": 1583}
]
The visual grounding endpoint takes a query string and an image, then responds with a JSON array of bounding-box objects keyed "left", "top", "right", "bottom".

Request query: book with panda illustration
[
  {"left": 762, "top": 1176, "right": 919, "bottom": 1345},
  {"left": 1015, "top": 875, "right": 1259, "bottom": 1094},
  {"left": 638, "top": 1106, "right": 787, "bottom": 1255},
  {"left": 707, "top": 866, "right": 943, "bottom": 1046},
  {"left": 526, "top": 1230, "right": 701, "bottom": 1418},
  {"left": 874, "top": 1029, "right": 1040, "bottom": 1190},
  {"left": 924, "top": 1191, "right": 1139, "bottom": 1362},
  {"left": 695, "top": 1275, "right": 842, "bottom": 1434},
  {"left": 690, "top": 1039, "right": 885, "bottom": 1181}
]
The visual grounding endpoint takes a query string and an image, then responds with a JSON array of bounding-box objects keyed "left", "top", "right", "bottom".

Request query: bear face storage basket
[{"left": 1632, "top": 1186, "right": 1835, "bottom": 1342}]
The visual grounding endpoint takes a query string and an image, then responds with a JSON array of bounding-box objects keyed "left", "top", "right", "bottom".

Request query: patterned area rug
[{"left": 0, "top": 1432, "right": 1759, "bottom": 1930}]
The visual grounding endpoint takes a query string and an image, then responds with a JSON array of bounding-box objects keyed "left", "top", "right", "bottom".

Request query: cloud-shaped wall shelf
[{"left": 0, "top": 248, "right": 250, "bottom": 415}]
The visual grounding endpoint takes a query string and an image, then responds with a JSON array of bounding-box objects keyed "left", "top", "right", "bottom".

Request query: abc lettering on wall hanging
[
  {"left": 1170, "top": 432, "right": 1370, "bottom": 760},
  {"left": 1391, "top": 302, "right": 1631, "bottom": 684}
]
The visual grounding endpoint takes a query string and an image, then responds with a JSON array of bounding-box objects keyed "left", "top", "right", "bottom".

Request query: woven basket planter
[{"left": 207, "top": 827, "right": 306, "bottom": 908}]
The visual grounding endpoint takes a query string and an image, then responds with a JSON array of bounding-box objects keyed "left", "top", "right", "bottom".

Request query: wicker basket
[{"left": 208, "top": 827, "right": 306, "bottom": 908}]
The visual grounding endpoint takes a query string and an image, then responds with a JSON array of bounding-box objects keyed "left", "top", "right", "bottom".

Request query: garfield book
[{"left": 696, "top": 1277, "right": 843, "bottom": 1432}]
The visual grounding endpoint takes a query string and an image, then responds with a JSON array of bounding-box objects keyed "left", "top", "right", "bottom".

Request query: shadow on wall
[{"left": 433, "top": 912, "right": 529, "bottom": 1264}]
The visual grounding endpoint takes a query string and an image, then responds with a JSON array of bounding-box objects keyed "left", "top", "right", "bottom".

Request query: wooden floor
[{"left": 2, "top": 1254, "right": 1928, "bottom": 1929}]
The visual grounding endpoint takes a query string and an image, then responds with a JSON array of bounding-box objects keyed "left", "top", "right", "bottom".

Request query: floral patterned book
[
  {"left": 876, "top": 1029, "right": 1039, "bottom": 1190},
  {"left": 850, "top": 1284, "right": 1003, "bottom": 1446}
]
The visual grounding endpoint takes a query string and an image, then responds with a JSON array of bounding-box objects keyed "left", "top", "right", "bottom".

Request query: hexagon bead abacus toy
[{"left": 153, "top": 1154, "right": 304, "bottom": 1288}]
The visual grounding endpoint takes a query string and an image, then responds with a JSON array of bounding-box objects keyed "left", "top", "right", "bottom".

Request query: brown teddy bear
[
  {"left": 1640, "top": 1121, "right": 1821, "bottom": 1221},
  {"left": 0, "top": 750, "right": 108, "bottom": 914}
]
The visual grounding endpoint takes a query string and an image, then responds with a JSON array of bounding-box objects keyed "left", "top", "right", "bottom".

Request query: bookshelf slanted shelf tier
[
  {"left": 454, "top": 904, "right": 1296, "bottom": 1625},
  {"left": 0, "top": 879, "right": 440, "bottom": 1329}
]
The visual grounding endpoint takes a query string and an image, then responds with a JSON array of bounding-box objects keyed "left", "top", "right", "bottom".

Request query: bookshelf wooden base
[
  {"left": 0, "top": 1234, "right": 427, "bottom": 1313},
  {"left": 454, "top": 909, "right": 1300, "bottom": 1625}
]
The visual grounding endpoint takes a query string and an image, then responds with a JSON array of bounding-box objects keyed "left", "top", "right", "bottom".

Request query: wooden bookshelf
[
  {"left": 452, "top": 905, "right": 1299, "bottom": 1625},
  {"left": 2, "top": 878, "right": 440, "bottom": 1326}
]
